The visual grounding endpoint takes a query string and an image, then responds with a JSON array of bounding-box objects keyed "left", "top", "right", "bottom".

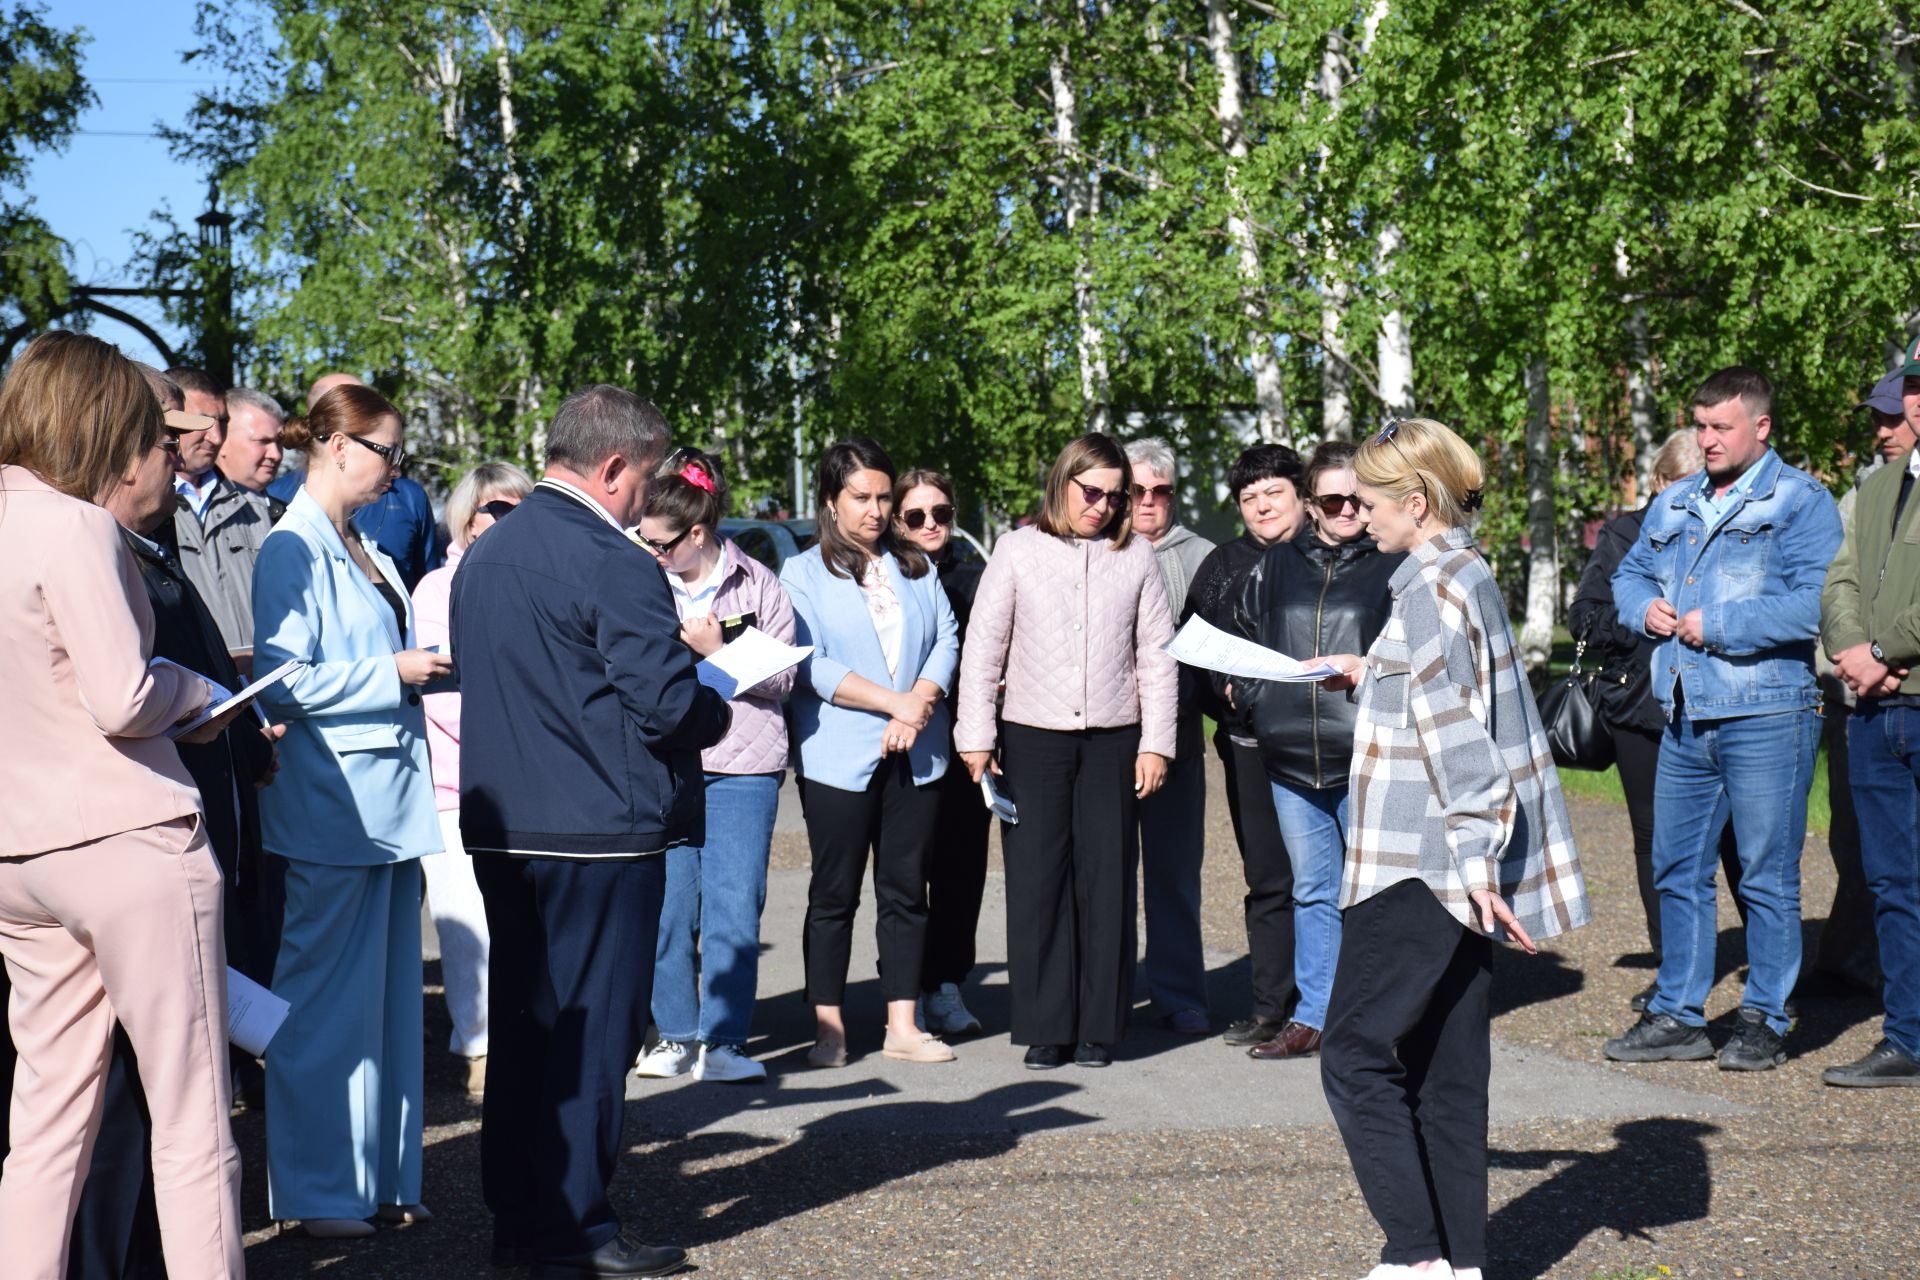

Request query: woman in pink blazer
[{"left": 0, "top": 332, "right": 244, "bottom": 1278}]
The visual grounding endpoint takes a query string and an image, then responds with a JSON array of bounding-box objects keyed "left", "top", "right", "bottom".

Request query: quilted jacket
[
  {"left": 702, "top": 538, "right": 799, "bottom": 775},
  {"left": 955, "top": 525, "right": 1179, "bottom": 758}
]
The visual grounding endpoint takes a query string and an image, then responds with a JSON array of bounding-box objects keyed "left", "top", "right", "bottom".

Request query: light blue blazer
[
  {"left": 252, "top": 488, "right": 440, "bottom": 865},
  {"left": 780, "top": 546, "right": 959, "bottom": 792}
]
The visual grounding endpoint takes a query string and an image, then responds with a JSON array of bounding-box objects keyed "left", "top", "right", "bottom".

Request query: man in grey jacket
[
  {"left": 164, "top": 366, "right": 278, "bottom": 654},
  {"left": 1125, "top": 438, "right": 1215, "bottom": 1033}
]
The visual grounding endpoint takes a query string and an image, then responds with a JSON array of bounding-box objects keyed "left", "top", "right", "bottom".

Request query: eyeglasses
[
  {"left": 1076, "top": 481, "right": 1129, "bottom": 510},
  {"left": 1313, "top": 492, "right": 1361, "bottom": 515},
  {"left": 901, "top": 504, "right": 954, "bottom": 531},
  {"left": 1373, "top": 421, "right": 1429, "bottom": 508},
  {"left": 1131, "top": 483, "right": 1174, "bottom": 502},
  {"left": 330, "top": 432, "right": 406, "bottom": 471},
  {"left": 635, "top": 526, "right": 692, "bottom": 556},
  {"left": 478, "top": 500, "right": 517, "bottom": 520},
  {"left": 156, "top": 431, "right": 187, "bottom": 457}
]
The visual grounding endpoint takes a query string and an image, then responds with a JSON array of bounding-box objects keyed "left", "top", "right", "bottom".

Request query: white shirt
[
  {"left": 666, "top": 552, "right": 726, "bottom": 621},
  {"left": 860, "top": 556, "right": 903, "bottom": 678}
]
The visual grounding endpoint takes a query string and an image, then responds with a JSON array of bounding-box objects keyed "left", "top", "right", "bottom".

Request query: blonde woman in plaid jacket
[{"left": 1312, "top": 418, "right": 1590, "bottom": 1280}]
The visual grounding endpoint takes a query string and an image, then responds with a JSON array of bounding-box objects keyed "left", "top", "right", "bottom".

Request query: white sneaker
[
  {"left": 633, "top": 1040, "right": 693, "bottom": 1078},
  {"left": 692, "top": 1043, "right": 767, "bottom": 1083},
  {"left": 924, "top": 983, "right": 982, "bottom": 1035}
]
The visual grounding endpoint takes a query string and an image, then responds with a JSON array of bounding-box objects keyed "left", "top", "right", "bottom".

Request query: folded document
[
  {"left": 696, "top": 626, "right": 811, "bottom": 699},
  {"left": 1165, "top": 616, "right": 1341, "bottom": 682}
]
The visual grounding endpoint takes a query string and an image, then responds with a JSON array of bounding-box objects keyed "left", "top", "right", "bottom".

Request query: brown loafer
[{"left": 1247, "top": 1021, "right": 1323, "bottom": 1060}]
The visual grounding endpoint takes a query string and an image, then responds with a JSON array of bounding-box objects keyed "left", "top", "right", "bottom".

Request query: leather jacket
[{"left": 1226, "top": 527, "right": 1404, "bottom": 790}]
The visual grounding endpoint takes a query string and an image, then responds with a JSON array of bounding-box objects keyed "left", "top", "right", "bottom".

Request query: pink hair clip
[{"left": 682, "top": 462, "right": 716, "bottom": 494}]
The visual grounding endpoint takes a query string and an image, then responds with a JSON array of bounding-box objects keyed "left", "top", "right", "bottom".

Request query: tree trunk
[
  {"left": 1050, "top": 44, "right": 1110, "bottom": 433},
  {"left": 1316, "top": 34, "right": 1354, "bottom": 439},
  {"left": 1520, "top": 356, "right": 1557, "bottom": 671},
  {"left": 1207, "top": 0, "right": 1285, "bottom": 443},
  {"left": 1377, "top": 222, "right": 1413, "bottom": 417},
  {"left": 1627, "top": 301, "right": 1657, "bottom": 500}
]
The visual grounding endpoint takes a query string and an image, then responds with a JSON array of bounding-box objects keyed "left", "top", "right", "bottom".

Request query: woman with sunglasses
[
  {"left": 1222, "top": 441, "right": 1403, "bottom": 1064},
  {"left": 631, "top": 448, "right": 797, "bottom": 1084},
  {"left": 410, "top": 461, "right": 533, "bottom": 1099},
  {"left": 251, "top": 384, "right": 452, "bottom": 1238},
  {"left": 892, "top": 468, "right": 989, "bottom": 1037},
  {"left": 1313, "top": 418, "right": 1588, "bottom": 1280},
  {"left": 956, "top": 433, "right": 1178, "bottom": 1069},
  {"left": 782, "top": 439, "right": 961, "bottom": 1067},
  {"left": 1180, "top": 443, "right": 1306, "bottom": 1048}
]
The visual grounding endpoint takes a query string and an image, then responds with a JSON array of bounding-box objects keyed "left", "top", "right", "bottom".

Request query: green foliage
[{"left": 0, "top": 3, "right": 94, "bottom": 337}]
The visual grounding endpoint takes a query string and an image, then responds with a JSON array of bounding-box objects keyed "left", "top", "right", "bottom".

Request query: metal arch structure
[{"left": 0, "top": 286, "right": 195, "bottom": 370}]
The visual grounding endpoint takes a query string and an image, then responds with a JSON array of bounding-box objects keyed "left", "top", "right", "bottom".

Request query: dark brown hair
[
  {"left": 1692, "top": 365, "right": 1773, "bottom": 422},
  {"left": 894, "top": 467, "right": 955, "bottom": 509},
  {"left": 645, "top": 446, "right": 727, "bottom": 533},
  {"left": 0, "top": 331, "right": 162, "bottom": 502},
  {"left": 815, "top": 438, "right": 929, "bottom": 580},
  {"left": 281, "top": 384, "right": 401, "bottom": 453},
  {"left": 1303, "top": 440, "right": 1359, "bottom": 498},
  {"left": 1037, "top": 433, "right": 1134, "bottom": 548}
]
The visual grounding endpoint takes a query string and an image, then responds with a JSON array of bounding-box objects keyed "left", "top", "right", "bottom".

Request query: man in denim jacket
[{"left": 1604, "top": 367, "right": 1843, "bottom": 1072}]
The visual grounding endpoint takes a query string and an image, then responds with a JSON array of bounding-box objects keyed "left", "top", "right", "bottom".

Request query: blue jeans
[
  {"left": 1649, "top": 708, "right": 1818, "bottom": 1035},
  {"left": 1270, "top": 780, "right": 1350, "bottom": 1031},
  {"left": 1846, "top": 704, "right": 1920, "bottom": 1057},
  {"left": 651, "top": 772, "right": 780, "bottom": 1048}
]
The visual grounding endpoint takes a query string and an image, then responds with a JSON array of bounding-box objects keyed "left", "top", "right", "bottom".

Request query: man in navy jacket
[{"left": 453, "top": 385, "right": 730, "bottom": 1278}]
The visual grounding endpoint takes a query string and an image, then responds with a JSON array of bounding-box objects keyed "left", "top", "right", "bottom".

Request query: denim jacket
[{"left": 1611, "top": 449, "right": 1842, "bottom": 720}]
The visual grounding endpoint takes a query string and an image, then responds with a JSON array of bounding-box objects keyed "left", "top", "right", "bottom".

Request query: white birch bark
[
  {"left": 1317, "top": 36, "right": 1354, "bottom": 439},
  {"left": 1051, "top": 44, "right": 1110, "bottom": 433},
  {"left": 481, "top": 7, "right": 541, "bottom": 455},
  {"left": 1519, "top": 356, "right": 1557, "bottom": 671},
  {"left": 1362, "top": 0, "right": 1412, "bottom": 420},
  {"left": 1207, "top": 0, "right": 1285, "bottom": 443}
]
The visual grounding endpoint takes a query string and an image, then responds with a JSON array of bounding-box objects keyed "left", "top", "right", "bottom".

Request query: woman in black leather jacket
[
  {"left": 1567, "top": 431, "right": 1741, "bottom": 1010},
  {"left": 1226, "top": 441, "right": 1404, "bottom": 1061}
]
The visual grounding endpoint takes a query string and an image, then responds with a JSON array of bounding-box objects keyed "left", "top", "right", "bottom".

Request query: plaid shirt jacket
[{"left": 1344, "top": 527, "right": 1591, "bottom": 943}]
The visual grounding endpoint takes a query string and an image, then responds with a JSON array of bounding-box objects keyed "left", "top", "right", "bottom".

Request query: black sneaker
[
  {"left": 1073, "top": 1042, "right": 1112, "bottom": 1068},
  {"left": 1629, "top": 982, "right": 1657, "bottom": 1013},
  {"left": 1603, "top": 1012, "right": 1714, "bottom": 1063},
  {"left": 1023, "top": 1044, "right": 1066, "bottom": 1070},
  {"left": 1822, "top": 1039, "right": 1920, "bottom": 1088},
  {"left": 1222, "top": 1017, "right": 1286, "bottom": 1047},
  {"left": 1717, "top": 1007, "right": 1787, "bottom": 1072}
]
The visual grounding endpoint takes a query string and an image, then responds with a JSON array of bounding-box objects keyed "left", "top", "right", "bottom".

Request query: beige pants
[{"left": 0, "top": 816, "right": 244, "bottom": 1279}]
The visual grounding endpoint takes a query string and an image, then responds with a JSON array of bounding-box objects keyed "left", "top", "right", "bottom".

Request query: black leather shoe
[
  {"left": 1222, "top": 1017, "right": 1286, "bottom": 1047},
  {"left": 532, "top": 1231, "right": 688, "bottom": 1278},
  {"left": 1717, "top": 1007, "right": 1787, "bottom": 1072},
  {"left": 1822, "top": 1038, "right": 1920, "bottom": 1088},
  {"left": 1023, "top": 1044, "right": 1066, "bottom": 1070},
  {"left": 1602, "top": 1012, "right": 1713, "bottom": 1062},
  {"left": 1073, "top": 1042, "right": 1111, "bottom": 1068}
]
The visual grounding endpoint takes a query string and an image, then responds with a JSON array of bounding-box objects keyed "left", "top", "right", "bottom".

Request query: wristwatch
[{"left": 1872, "top": 641, "right": 1886, "bottom": 662}]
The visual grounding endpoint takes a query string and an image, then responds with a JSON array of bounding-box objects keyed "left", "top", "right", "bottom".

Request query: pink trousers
[{"left": 0, "top": 815, "right": 244, "bottom": 1278}]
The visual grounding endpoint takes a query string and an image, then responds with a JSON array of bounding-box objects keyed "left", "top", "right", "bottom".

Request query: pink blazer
[{"left": 0, "top": 466, "right": 209, "bottom": 856}]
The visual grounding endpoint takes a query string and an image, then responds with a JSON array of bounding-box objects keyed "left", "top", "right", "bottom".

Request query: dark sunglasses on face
[
  {"left": 1132, "top": 483, "right": 1174, "bottom": 501},
  {"left": 638, "top": 526, "right": 693, "bottom": 556},
  {"left": 1076, "top": 482, "right": 1129, "bottom": 510},
  {"left": 1314, "top": 492, "right": 1362, "bottom": 515},
  {"left": 478, "top": 500, "right": 517, "bottom": 520},
  {"left": 330, "top": 432, "right": 407, "bottom": 471},
  {"left": 901, "top": 504, "right": 954, "bottom": 531}
]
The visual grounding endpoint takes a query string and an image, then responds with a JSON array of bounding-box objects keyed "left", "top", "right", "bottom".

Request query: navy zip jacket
[{"left": 450, "top": 482, "right": 731, "bottom": 859}]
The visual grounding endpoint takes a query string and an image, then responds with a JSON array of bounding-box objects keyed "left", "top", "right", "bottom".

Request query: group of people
[{"left": 0, "top": 324, "right": 1909, "bottom": 1280}]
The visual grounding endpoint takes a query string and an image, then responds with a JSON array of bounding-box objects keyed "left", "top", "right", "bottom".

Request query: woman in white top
[{"left": 779, "top": 439, "right": 961, "bottom": 1068}]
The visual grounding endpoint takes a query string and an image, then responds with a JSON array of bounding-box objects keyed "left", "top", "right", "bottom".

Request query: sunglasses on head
[
  {"left": 1314, "top": 492, "right": 1361, "bottom": 515},
  {"left": 1131, "top": 482, "right": 1174, "bottom": 501},
  {"left": 1076, "top": 481, "right": 1129, "bottom": 510},
  {"left": 901, "top": 503, "right": 954, "bottom": 531},
  {"left": 478, "top": 500, "right": 517, "bottom": 520},
  {"left": 1373, "top": 420, "right": 1430, "bottom": 508}
]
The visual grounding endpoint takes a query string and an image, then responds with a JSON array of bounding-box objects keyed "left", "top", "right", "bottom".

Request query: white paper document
[
  {"left": 695, "top": 626, "right": 811, "bottom": 699},
  {"left": 1165, "top": 615, "right": 1341, "bottom": 682},
  {"left": 164, "top": 658, "right": 299, "bottom": 739},
  {"left": 227, "top": 967, "right": 291, "bottom": 1057}
]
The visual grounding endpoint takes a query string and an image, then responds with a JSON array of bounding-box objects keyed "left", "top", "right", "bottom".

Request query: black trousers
[
  {"left": 922, "top": 758, "right": 993, "bottom": 992},
  {"left": 1612, "top": 722, "right": 1743, "bottom": 955},
  {"left": 800, "top": 756, "right": 941, "bottom": 1005},
  {"left": 1321, "top": 879, "right": 1492, "bottom": 1272},
  {"left": 999, "top": 723, "right": 1140, "bottom": 1046},
  {"left": 475, "top": 854, "right": 664, "bottom": 1257},
  {"left": 1813, "top": 694, "right": 1882, "bottom": 985},
  {"left": 1216, "top": 730, "right": 1297, "bottom": 1022}
]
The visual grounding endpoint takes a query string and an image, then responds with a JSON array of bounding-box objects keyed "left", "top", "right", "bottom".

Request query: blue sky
[{"left": 28, "top": 0, "right": 238, "bottom": 363}]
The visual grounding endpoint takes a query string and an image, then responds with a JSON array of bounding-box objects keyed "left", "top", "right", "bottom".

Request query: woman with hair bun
[
  {"left": 630, "top": 447, "right": 798, "bottom": 1084},
  {"left": 1312, "top": 417, "right": 1590, "bottom": 1280}
]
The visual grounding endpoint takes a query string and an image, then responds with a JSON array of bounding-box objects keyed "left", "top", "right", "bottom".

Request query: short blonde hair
[
  {"left": 1650, "top": 430, "right": 1704, "bottom": 492},
  {"left": 447, "top": 461, "right": 534, "bottom": 547},
  {"left": 1353, "top": 417, "right": 1485, "bottom": 529}
]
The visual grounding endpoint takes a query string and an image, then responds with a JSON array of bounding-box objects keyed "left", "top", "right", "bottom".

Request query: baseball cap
[
  {"left": 1903, "top": 333, "right": 1920, "bottom": 377},
  {"left": 1861, "top": 370, "right": 1907, "bottom": 415}
]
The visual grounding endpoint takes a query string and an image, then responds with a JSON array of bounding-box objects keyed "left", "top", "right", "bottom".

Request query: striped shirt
[{"left": 1344, "top": 527, "right": 1591, "bottom": 943}]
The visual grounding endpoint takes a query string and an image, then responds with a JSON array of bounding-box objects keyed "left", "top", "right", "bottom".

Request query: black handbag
[{"left": 1539, "top": 639, "right": 1615, "bottom": 770}]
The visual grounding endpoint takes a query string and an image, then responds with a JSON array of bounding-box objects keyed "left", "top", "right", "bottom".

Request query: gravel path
[{"left": 237, "top": 758, "right": 1917, "bottom": 1279}]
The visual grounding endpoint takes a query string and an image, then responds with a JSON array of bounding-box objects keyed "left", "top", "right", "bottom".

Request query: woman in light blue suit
[
  {"left": 251, "top": 385, "right": 452, "bottom": 1240},
  {"left": 781, "top": 439, "right": 960, "bottom": 1069}
]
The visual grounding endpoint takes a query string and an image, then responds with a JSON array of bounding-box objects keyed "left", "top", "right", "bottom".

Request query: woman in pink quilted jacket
[
  {"left": 631, "top": 448, "right": 798, "bottom": 1085},
  {"left": 956, "top": 433, "right": 1180, "bottom": 1069}
]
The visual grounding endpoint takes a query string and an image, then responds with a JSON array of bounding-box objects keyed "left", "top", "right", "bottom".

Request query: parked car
[{"left": 720, "top": 517, "right": 987, "bottom": 574}]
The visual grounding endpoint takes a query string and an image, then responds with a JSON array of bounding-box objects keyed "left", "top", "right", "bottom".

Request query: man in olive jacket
[{"left": 1820, "top": 375, "right": 1920, "bottom": 1088}]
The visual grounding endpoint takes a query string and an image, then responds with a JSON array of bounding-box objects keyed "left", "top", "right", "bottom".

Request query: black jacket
[
  {"left": 1228, "top": 528, "right": 1404, "bottom": 790},
  {"left": 1182, "top": 533, "right": 1270, "bottom": 733},
  {"left": 122, "top": 530, "right": 276, "bottom": 886},
  {"left": 451, "top": 484, "right": 732, "bottom": 859},
  {"left": 934, "top": 542, "right": 985, "bottom": 662},
  {"left": 1566, "top": 506, "right": 1663, "bottom": 736}
]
